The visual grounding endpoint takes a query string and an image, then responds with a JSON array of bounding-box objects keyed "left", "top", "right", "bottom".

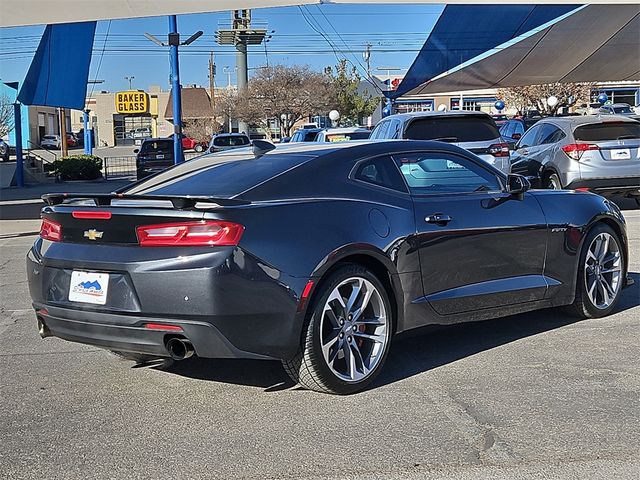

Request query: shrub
[{"left": 52, "top": 155, "right": 103, "bottom": 181}]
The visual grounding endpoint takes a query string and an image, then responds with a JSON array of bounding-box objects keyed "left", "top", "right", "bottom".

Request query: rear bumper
[
  {"left": 27, "top": 242, "right": 306, "bottom": 360},
  {"left": 564, "top": 177, "right": 640, "bottom": 196},
  {"left": 35, "top": 304, "right": 271, "bottom": 359}
]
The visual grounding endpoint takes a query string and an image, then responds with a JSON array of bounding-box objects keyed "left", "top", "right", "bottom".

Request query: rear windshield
[
  {"left": 613, "top": 105, "right": 633, "bottom": 114},
  {"left": 213, "top": 136, "right": 250, "bottom": 147},
  {"left": 140, "top": 140, "right": 173, "bottom": 154},
  {"left": 125, "top": 152, "right": 312, "bottom": 197},
  {"left": 303, "top": 131, "right": 320, "bottom": 141},
  {"left": 43, "top": 135, "right": 56, "bottom": 140},
  {"left": 326, "top": 132, "right": 370, "bottom": 142},
  {"left": 574, "top": 122, "right": 640, "bottom": 141},
  {"left": 405, "top": 116, "right": 500, "bottom": 142}
]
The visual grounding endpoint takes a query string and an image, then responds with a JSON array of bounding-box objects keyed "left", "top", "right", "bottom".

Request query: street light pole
[
  {"left": 125, "top": 76, "right": 135, "bottom": 89},
  {"left": 13, "top": 102, "right": 24, "bottom": 187},
  {"left": 168, "top": 15, "right": 184, "bottom": 164},
  {"left": 83, "top": 109, "right": 92, "bottom": 155}
]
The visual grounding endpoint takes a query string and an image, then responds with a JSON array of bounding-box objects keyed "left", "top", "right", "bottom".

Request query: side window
[
  {"left": 517, "top": 124, "right": 541, "bottom": 149},
  {"left": 353, "top": 155, "right": 407, "bottom": 192},
  {"left": 537, "top": 124, "right": 563, "bottom": 145},
  {"left": 389, "top": 120, "right": 402, "bottom": 139},
  {"left": 371, "top": 121, "right": 390, "bottom": 139},
  {"left": 500, "top": 121, "right": 514, "bottom": 138},
  {"left": 393, "top": 152, "right": 501, "bottom": 194},
  {"left": 513, "top": 122, "right": 525, "bottom": 137}
]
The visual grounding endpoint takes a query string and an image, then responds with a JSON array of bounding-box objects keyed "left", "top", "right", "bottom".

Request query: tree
[
  {"left": 0, "top": 94, "right": 15, "bottom": 139},
  {"left": 327, "top": 60, "right": 380, "bottom": 126},
  {"left": 183, "top": 118, "right": 221, "bottom": 142},
  {"left": 235, "top": 65, "right": 334, "bottom": 137},
  {"left": 497, "top": 83, "right": 595, "bottom": 116}
]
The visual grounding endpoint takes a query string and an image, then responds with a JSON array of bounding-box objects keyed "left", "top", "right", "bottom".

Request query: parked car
[
  {"left": 66, "top": 133, "right": 77, "bottom": 148},
  {"left": 499, "top": 117, "right": 542, "bottom": 148},
  {"left": 208, "top": 133, "right": 251, "bottom": 153},
  {"left": 315, "top": 127, "right": 371, "bottom": 143},
  {"left": 129, "top": 127, "right": 152, "bottom": 139},
  {"left": 599, "top": 103, "right": 640, "bottom": 119},
  {"left": 29, "top": 140, "right": 630, "bottom": 394},
  {"left": 134, "top": 138, "right": 174, "bottom": 180},
  {"left": 510, "top": 115, "right": 640, "bottom": 201},
  {"left": 0, "top": 138, "right": 9, "bottom": 162},
  {"left": 492, "top": 114, "right": 509, "bottom": 128},
  {"left": 370, "top": 111, "right": 511, "bottom": 174},
  {"left": 178, "top": 135, "right": 207, "bottom": 152},
  {"left": 41, "top": 135, "right": 61, "bottom": 149},
  {"left": 289, "top": 128, "right": 322, "bottom": 143}
]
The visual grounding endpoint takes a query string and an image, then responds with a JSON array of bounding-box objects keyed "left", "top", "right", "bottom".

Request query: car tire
[
  {"left": 563, "top": 223, "right": 625, "bottom": 319},
  {"left": 545, "top": 172, "right": 562, "bottom": 190},
  {"left": 282, "top": 264, "right": 393, "bottom": 394},
  {"left": 194, "top": 144, "right": 204, "bottom": 153}
]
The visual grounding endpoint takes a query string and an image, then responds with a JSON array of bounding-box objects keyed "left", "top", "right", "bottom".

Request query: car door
[
  {"left": 510, "top": 123, "right": 545, "bottom": 182},
  {"left": 394, "top": 150, "right": 548, "bottom": 317}
]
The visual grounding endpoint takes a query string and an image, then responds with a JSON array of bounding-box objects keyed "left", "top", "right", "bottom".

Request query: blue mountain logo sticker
[{"left": 73, "top": 279, "right": 104, "bottom": 297}]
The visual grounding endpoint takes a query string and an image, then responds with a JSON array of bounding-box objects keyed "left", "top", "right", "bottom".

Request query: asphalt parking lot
[{"left": 0, "top": 205, "right": 638, "bottom": 479}]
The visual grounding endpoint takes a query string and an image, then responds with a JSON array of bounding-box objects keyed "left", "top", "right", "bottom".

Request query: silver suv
[
  {"left": 369, "top": 111, "right": 510, "bottom": 174},
  {"left": 510, "top": 115, "right": 640, "bottom": 200}
]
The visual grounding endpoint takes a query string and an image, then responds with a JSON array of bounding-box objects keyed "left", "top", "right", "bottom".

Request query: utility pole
[
  {"left": 216, "top": 10, "right": 267, "bottom": 135},
  {"left": 209, "top": 52, "right": 216, "bottom": 111},
  {"left": 364, "top": 43, "right": 372, "bottom": 79},
  {"left": 59, "top": 107, "right": 68, "bottom": 157}
]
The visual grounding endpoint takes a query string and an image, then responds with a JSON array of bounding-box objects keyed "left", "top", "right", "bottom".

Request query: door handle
[
  {"left": 520, "top": 149, "right": 529, "bottom": 155},
  {"left": 425, "top": 213, "right": 452, "bottom": 225}
]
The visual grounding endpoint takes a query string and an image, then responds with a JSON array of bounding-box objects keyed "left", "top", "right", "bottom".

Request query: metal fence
[
  {"left": 103, "top": 156, "right": 137, "bottom": 180},
  {"left": 102, "top": 152, "right": 205, "bottom": 180}
]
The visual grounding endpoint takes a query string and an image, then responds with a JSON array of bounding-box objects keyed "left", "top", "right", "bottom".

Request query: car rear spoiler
[{"left": 41, "top": 193, "right": 250, "bottom": 209}]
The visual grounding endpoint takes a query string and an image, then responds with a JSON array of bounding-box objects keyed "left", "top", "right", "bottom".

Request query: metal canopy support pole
[
  {"left": 168, "top": 15, "right": 184, "bottom": 164},
  {"left": 236, "top": 40, "right": 248, "bottom": 134},
  {"left": 13, "top": 103, "right": 24, "bottom": 188},
  {"left": 83, "top": 109, "right": 92, "bottom": 155}
]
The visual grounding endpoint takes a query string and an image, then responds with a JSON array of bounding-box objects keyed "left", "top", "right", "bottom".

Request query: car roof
[
  {"left": 294, "top": 128, "right": 322, "bottom": 133},
  {"left": 321, "top": 127, "right": 370, "bottom": 134},
  {"left": 213, "top": 133, "right": 250, "bottom": 137},
  {"left": 536, "top": 114, "right": 637, "bottom": 127},
  {"left": 381, "top": 110, "right": 493, "bottom": 122},
  {"left": 142, "top": 137, "right": 172, "bottom": 143}
]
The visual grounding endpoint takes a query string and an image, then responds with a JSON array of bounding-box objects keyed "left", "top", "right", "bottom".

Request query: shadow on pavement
[{"left": 158, "top": 272, "right": 639, "bottom": 392}]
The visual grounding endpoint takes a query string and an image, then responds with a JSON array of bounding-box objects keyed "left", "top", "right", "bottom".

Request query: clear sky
[{"left": 0, "top": 3, "right": 444, "bottom": 94}]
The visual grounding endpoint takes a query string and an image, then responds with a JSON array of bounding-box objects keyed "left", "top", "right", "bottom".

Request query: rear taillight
[
  {"left": 72, "top": 210, "right": 112, "bottom": 220},
  {"left": 40, "top": 218, "right": 62, "bottom": 242},
  {"left": 488, "top": 143, "right": 510, "bottom": 157},
  {"left": 136, "top": 220, "right": 244, "bottom": 247},
  {"left": 561, "top": 143, "right": 599, "bottom": 161}
]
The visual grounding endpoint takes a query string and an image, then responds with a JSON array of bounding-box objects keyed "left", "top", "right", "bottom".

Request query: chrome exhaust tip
[{"left": 166, "top": 338, "right": 194, "bottom": 361}]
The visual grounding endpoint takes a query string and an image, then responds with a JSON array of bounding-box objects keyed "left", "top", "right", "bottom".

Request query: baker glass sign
[{"left": 115, "top": 91, "right": 149, "bottom": 114}]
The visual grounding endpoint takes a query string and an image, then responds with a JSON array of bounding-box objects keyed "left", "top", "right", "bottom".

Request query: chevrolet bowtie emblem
[{"left": 84, "top": 229, "right": 104, "bottom": 241}]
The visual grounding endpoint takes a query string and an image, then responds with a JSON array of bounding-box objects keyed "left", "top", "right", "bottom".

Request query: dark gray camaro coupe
[{"left": 27, "top": 140, "right": 630, "bottom": 394}]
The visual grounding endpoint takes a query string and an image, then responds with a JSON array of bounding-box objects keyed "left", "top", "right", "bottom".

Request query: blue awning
[
  {"left": 18, "top": 22, "right": 96, "bottom": 109},
  {"left": 392, "top": 4, "right": 579, "bottom": 99}
]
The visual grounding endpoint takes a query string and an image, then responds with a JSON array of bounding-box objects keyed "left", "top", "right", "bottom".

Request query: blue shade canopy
[
  {"left": 18, "top": 22, "right": 97, "bottom": 109},
  {"left": 391, "top": 4, "right": 579, "bottom": 98}
]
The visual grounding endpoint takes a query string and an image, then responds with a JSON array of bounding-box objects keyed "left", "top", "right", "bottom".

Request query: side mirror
[
  {"left": 512, "top": 133, "right": 522, "bottom": 140},
  {"left": 133, "top": 148, "right": 139, "bottom": 154},
  {"left": 507, "top": 174, "right": 531, "bottom": 198},
  {"left": 209, "top": 146, "right": 216, "bottom": 154}
]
